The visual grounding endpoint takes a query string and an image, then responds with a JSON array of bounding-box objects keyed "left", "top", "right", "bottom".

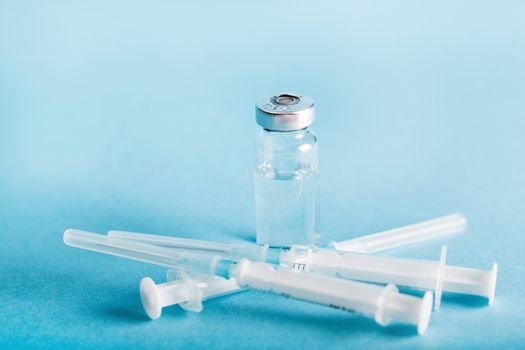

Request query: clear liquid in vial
[{"left": 255, "top": 164, "right": 320, "bottom": 247}]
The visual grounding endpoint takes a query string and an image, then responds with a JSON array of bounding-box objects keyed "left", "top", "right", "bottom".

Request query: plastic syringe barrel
[
  {"left": 229, "top": 259, "right": 433, "bottom": 335},
  {"left": 282, "top": 246, "right": 497, "bottom": 307},
  {"left": 330, "top": 213, "right": 467, "bottom": 253}
]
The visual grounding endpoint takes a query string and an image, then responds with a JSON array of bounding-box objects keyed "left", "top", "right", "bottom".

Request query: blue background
[{"left": 1, "top": 1, "right": 524, "bottom": 348}]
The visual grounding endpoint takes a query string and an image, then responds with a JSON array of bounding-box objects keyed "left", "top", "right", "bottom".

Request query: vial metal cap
[{"left": 255, "top": 93, "right": 315, "bottom": 131}]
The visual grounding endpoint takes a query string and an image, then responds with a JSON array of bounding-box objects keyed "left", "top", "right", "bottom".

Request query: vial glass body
[{"left": 255, "top": 127, "right": 320, "bottom": 247}]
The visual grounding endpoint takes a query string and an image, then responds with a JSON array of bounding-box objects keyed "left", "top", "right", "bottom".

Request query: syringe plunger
[{"left": 140, "top": 271, "right": 241, "bottom": 319}]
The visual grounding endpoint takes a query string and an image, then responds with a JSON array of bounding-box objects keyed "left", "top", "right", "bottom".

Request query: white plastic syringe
[
  {"left": 64, "top": 229, "right": 433, "bottom": 334},
  {"left": 147, "top": 261, "right": 434, "bottom": 335},
  {"left": 107, "top": 213, "right": 495, "bottom": 310},
  {"left": 279, "top": 245, "right": 497, "bottom": 311}
]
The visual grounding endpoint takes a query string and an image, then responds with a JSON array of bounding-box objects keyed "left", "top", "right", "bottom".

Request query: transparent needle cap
[
  {"left": 330, "top": 213, "right": 467, "bottom": 253},
  {"left": 63, "top": 229, "right": 224, "bottom": 275},
  {"left": 107, "top": 230, "right": 281, "bottom": 263}
]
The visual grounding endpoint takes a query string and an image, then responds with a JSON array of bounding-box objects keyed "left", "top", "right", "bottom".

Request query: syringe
[
  {"left": 148, "top": 260, "right": 433, "bottom": 335},
  {"left": 107, "top": 215, "right": 495, "bottom": 310},
  {"left": 279, "top": 245, "right": 497, "bottom": 311},
  {"left": 64, "top": 229, "right": 433, "bottom": 334}
]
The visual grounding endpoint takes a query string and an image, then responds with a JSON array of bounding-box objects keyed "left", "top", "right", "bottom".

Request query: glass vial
[{"left": 255, "top": 93, "right": 320, "bottom": 247}]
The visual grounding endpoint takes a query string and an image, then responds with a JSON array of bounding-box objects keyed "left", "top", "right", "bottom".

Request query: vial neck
[{"left": 263, "top": 127, "right": 309, "bottom": 133}]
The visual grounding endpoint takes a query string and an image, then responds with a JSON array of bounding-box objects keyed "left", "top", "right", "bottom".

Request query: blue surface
[{"left": 1, "top": 1, "right": 524, "bottom": 348}]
